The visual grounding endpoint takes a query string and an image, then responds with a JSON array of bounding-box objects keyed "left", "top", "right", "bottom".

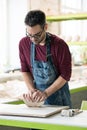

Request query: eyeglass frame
[{"left": 26, "top": 25, "right": 45, "bottom": 39}]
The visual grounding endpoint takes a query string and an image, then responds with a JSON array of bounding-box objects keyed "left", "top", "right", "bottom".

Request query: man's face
[{"left": 26, "top": 24, "right": 47, "bottom": 45}]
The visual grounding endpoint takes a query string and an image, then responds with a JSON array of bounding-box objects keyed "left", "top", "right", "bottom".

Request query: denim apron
[{"left": 30, "top": 34, "right": 72, "bottom": 108}]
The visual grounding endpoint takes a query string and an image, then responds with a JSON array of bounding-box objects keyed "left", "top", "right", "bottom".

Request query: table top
[{"left": 0, "top": 106, "right": 87, "bottom": 130}]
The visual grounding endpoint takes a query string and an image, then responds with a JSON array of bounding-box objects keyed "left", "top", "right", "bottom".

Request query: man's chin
[
  {"left": 33, "top": 40, "right": 41, "bottom": 45},
  {"left": 33, "top": 42, "right": 40, "bottom": 45}
]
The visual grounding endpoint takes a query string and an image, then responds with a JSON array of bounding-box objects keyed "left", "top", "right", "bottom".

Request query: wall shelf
[
  {"left": 47, "top": 13, "right": 87, "bottom": 46},
  {"left": 46, "top": 13, "right": 87, "bottom": 22},
  {"left": 68, "top": 42, "right": 87, "bottom": 45}
]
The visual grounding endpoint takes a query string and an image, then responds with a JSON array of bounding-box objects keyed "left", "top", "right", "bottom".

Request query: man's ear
[{"left": 44, "top": 23, "right": 48, "bottom": 30}]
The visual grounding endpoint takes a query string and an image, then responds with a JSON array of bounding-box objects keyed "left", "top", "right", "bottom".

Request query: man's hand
[
  {"left": 32, "top": 90, "right": 48, "bottom": 102},
  {"left": 23, "top": 89, "right": 48, "bottom": 102}
]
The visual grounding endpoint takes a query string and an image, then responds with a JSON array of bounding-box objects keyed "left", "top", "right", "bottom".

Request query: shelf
[
  {"left": 67, "top": 42, "right": 87, "bottom": 45},
  {"left": 46, "top": 13, "right": 87, "bottom": 22},
  {"left": 46, "top": 13, "right": 87, "bottom": 46}
]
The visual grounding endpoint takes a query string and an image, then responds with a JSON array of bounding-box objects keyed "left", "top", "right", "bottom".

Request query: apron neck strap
[{"left": 46, "top": 33, "right": 52, "bottom": 61}]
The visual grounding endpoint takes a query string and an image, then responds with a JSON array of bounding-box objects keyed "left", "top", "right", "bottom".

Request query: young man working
[{"left": 19, "top": 10, "right": 72, "bottom": 108}]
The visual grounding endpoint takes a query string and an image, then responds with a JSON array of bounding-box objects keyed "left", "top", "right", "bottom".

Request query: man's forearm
[
  {"left": 22, "top": 72, "right": 67, "bottom": 98},
  {"left": 22, "top": 72, "right": 35, "bottom": 92},
  {"left": 44, "top": 76, "right": 67, "bottom": 97}
]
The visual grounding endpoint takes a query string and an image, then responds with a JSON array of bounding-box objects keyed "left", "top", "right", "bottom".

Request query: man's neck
[{"left": 39, "top": 33, "right": 46, "bottom": 46}]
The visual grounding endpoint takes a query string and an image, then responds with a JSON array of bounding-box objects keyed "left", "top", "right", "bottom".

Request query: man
[{"left": 19, "top": 10, "right": 72, "bottom": 108}]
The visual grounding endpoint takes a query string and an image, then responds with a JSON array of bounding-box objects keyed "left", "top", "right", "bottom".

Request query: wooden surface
[{"left": 0, "top": 104, "right": 69, "bottom": 117}]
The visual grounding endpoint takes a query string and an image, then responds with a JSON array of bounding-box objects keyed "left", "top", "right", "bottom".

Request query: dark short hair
[{"left": 24, "top": 10, "right": 46, "bottom": 27}]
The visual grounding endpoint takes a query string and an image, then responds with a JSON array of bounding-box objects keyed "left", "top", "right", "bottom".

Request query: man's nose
[{"left": 30, "top": 36, "right": 35, "bottom": 40}]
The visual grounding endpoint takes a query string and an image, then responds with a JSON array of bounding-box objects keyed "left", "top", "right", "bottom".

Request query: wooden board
[{"left": 0, "top": 104, "right": 69, "bottom": 117}]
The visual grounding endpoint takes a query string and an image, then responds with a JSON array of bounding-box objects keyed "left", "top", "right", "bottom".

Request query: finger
[
  {"left": 32, "top": 91, "right": 37, "bottom": 99},
  {"left": 32, "top": 91, "right": 41, "bottom": 101},
  {"left": 39, "top": 92, "right": 47, "bottom": 102},
  {"left": 23, "top": 93, "right": 27, "bottom": 99},
  {"left": 37, "top": 97, "right": 42, "bottom": 102},
  {"left": 39, "top": 96, "right": 44, "bottom": 102},
  {"left": 35, "top": 93, "right": 43, "bottom": 102},
  {"left": 22, "top": 94, "right": 29, "bottom": 105},
  {"left": 27, "top": 93, "right": 34, "bottom": 102}
]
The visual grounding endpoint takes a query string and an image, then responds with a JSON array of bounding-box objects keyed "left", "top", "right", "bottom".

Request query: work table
[{"left": 0, "top": 108, "right": 87, "bottom": 130}]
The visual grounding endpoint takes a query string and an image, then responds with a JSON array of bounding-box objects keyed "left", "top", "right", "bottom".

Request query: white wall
[
  {"left": 7, "top": 0, "right": 28, "bottom": 70},
  {"left": 0, "top": 0, "right": 7, "bottom": 72},
  {"left": 0, "top": 0, "right": 28, "bottom": 72}
]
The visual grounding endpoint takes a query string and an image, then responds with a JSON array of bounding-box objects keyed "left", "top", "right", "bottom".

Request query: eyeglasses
[{"left": 26, "top": 29, "right": 44, "bottom": 39}]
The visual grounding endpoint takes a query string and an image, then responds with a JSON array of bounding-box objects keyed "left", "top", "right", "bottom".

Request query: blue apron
[{"left": 30, "top": 34, "right": 72, "bottom": 108}]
